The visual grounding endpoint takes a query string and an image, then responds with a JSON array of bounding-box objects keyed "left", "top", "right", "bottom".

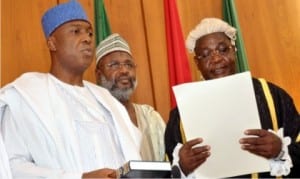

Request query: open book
[{"left": 116, "top": 160, "right": 171, "bottom": 178}]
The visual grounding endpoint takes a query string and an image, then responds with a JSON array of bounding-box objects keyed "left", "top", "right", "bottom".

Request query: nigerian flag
[
  {"left": 223, "top": 0, "right": 249, "bottom": 72},
  {"left": 94, "top": 0, "right": 111, "bottom": 45}
]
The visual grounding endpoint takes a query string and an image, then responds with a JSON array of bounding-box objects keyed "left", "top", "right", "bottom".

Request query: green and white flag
[
  {"left": 223, "top": 0, "right": 249, "bottom": 72},
  {"left": 94, "top": 0, "right": 111, "bottom": 45}
]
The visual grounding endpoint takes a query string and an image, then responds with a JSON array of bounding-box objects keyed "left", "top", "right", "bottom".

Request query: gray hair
[
  {"left": 100, "top": 75, "right": 137, "bottom": 102},
  {"left": 186, "top": 18, "right": 237, "bottom": 53}
]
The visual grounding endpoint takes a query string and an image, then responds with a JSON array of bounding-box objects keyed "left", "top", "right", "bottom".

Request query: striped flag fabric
[
  {"left": 223, "top": 0, "right": 249, "bottom": 72},
  {"left": 94, "top": 0, "right": 111, "bottom": 45},
  {"left": 163, "top": 0, "right": 192, "bottom": 108}
]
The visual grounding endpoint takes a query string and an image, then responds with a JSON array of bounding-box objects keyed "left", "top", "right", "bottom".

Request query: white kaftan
[
  {"left": 133, "top": 104, "right": 166, "bottom": 161},
  {"left": 0, "top": 72, "right": 141, "bottom": 179},
  {"left": 0, "top": 132, "right": 12, "bottom": 179}
]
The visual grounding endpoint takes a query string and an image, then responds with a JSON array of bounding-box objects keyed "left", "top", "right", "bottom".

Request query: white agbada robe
[
  {"left": 0, "top": 132, "right": 12, "bottom": 179},
  {"left": 0, "top": 72, "right": 142, "bottom": 179}
]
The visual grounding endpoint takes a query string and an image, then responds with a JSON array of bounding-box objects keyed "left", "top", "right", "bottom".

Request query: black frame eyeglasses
[
  {"left": 104, "top": 61, "right": 137, "bottom": 70},
  {"left": 195, "top": 45, "right": 234, "bottom": 61}
]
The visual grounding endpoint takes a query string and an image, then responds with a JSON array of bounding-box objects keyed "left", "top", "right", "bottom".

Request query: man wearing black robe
[{"left": 165, "top": 18, "right": 300, "bottom": 178}]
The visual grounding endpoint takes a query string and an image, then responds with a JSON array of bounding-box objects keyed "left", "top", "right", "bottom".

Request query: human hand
[
  {"left": 239, "top": 129, "right": 282, "bottom": 159},
  {"left": 82, "top": 168, "right": 116, "bottom": 178},
  {"left": 178, "top": 138, "right": 210, "bottom": 176}
]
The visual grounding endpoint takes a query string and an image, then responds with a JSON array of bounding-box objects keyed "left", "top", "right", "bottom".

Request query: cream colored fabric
[
  {"left": 133, "top": 103, "right": 166, "bottom": 161},
  {"left": 0, "top": 72, "right": 141, "bottom": 179}
]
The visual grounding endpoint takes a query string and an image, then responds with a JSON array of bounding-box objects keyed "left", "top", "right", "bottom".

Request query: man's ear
[
  {"left": 47, "top": 37, "right": 56, "bottom": 51},
  {"left": 95, "top": 66, "right": 100, "bottom": 75},
  {"left": 95, "top": 65, "right": 103, "bottom": 85}
]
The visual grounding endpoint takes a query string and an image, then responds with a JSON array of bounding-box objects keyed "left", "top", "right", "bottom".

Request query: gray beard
[{"left": 100, "top": 75, "right": 137, "bottom": 102}]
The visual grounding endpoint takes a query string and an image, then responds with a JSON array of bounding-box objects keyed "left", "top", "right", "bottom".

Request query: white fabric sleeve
[
  {"left": 172, "top": 143, "right": 196, "bottom": 179},
  {"left": 1, "top": 106, "right": 82, "bottom": 179},
  {"left": 0, "top": 133, "right": 13, "bottom": 179},
  {"left": 268, "top": 128, "right": 292, "bottom": 176},
  {"left": 12, "top": 163, "right": 82, "bottom": 179}
]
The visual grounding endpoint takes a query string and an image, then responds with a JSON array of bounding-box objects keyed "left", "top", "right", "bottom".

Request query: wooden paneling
[
  {"left": 102, "top": 0, "right": 223, "bottom": 121},
  {"left": 176, "top": 0, "right": 222, "bottom": 81},
  {"left": 1, "top": 0, "right": 55, "bottom": 86},
  {"left": 235, "top": 0, "right": 300, "bottom": 111},
  {"left": 103, "top": 0, "right": 156, "bottom": 113},
  {"left": 0, "top": 0, "right": 2, "bottom": 83},
  {"left": 1, "top": 0, "right": 96, "bottom": 87},
  {"left": 141, "top": 0, "right": 170, "bottom": 119},
  {"left": 1, "top": 0, "right": 299, "bottom": 121}
]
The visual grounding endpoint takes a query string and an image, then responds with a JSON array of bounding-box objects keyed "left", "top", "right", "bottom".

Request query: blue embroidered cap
[{"left": 41, "top": 0, "right": 89, "bottom": 38}]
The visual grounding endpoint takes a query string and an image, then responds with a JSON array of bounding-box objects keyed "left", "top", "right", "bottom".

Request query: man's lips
[
  {"left": 213, "top": 68, "right": 226, "bottom": 74},
  {"left": 211, "top": 65, "right": 228, "bottom": 75},
  {"left": 116, "top": 76, "right": 134, "bottom": 87},
  {"left": 118, "top": 78, "right": 131, "bottom": 84},
  {"left": 81, "top": 48, "right": 93, "bottom": 56}
]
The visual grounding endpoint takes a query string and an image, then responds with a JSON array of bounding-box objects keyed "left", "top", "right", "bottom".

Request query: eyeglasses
[
  {"left": 196, "top": 45, "right": 234, "bottom": 61},
  {"left": 104, "top": 61, "right": 137, "bottom": 70}
]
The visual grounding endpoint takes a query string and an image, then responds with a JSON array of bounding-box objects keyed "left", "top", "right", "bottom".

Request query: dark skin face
[
  {"left": 47, "top": 20, "right": 94, "bottom": 85},
  {"left": 47, "top": 21, "right": 117, "bottom": 178},
  {"left": 95, "top": 51, "right": 136, "bottom": 91},
  {"left": 193, "top": 32, "right": 236, "bottom": 80},
  {"left": 95, "top": 51, "right": 138, "bottom": 126},
  {"left": 194, "top": 33, "right": 281, "bottom": 160},
  {"left": 179, "top": 32, "right": 282, "bottom": 176}
]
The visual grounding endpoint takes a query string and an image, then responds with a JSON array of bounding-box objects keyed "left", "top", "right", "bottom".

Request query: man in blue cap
[{"left": 0, "top": 1, "right": 141, "bottom": 178}]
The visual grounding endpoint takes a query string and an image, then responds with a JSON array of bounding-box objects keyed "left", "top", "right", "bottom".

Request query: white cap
[
  {"left": 186, "top": 17, "right": 237, "bottom": 53},
  {"left": 96, "top": 33, "right": 132, "bottom": 65}
]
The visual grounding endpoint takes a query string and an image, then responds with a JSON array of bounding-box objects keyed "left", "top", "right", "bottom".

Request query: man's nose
[
  {"left": 210, "top": 50, "right": 222, "bottom": 62},
  {"left": 82, "top": 33, "right": 92, "bottom": 44},
  {"left": 119, "top": 64, "right": 130, "bottom": 72}
]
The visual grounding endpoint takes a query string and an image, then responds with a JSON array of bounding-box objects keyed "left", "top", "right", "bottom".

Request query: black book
[{"left": 116, "top": 160, "right": 172, "bottom": 178}]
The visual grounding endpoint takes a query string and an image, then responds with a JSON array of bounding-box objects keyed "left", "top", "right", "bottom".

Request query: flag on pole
[
  {"left": 94, "top": 0, "right": 111, "bottom": 45},
  {"left": 223, "top": 0, "right": 249, "bottom": 72},
  {"left": 164, "top": 0, "right": 192, "bottom": 108}
]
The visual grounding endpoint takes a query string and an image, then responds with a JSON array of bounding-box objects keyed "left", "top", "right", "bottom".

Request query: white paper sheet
[{"left": 173, "top": 72, "right": 269, "bottom": 178}]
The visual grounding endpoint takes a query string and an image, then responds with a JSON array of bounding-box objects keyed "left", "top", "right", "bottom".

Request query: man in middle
[{"left": 95, "top": 33, "right": 166, "bottom": 161}]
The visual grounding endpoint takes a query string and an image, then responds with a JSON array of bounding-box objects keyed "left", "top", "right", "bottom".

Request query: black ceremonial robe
[{"left": 165, "top": 78, "right": 300, "bottom": 178}]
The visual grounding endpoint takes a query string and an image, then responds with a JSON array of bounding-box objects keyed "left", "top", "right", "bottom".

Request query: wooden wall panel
[
  {"left": 102, "top": 0, "right": 224, "bottom": 121},
  {"left": 1, "top": 0, "right": 96, "bottom": 88},
  {"left": 103, "top": 0, "right": 156, "bottom": 114},
  {"left": 176, "top": 0, "right": 223, "bottom": 81},
  {"left": 141, "top": 0, "right": 170, "bottom": 120},
  {"left": 1, "top": 0, "right": 299, "bottom": 121},
  {"left": 235, "top": 0, "right": 300, "bottom": 111},
  {"left": 1, "top": 0, "right": 56, "bottom": 86},
  {"left": 0, "top": 0, "right": 2, "bottom": 82}
]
